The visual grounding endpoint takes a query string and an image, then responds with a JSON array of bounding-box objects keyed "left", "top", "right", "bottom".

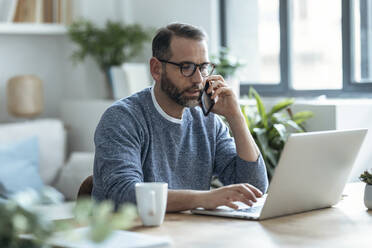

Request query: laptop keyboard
[
  {"left": 225, "top": 195, "right": 267, "bottom": 213},
  {"left": 217, "top": 194, "right": 267, "bottom": 214},
  {"left": 235, "top": 205, "right": 263, "bottom": 213}
]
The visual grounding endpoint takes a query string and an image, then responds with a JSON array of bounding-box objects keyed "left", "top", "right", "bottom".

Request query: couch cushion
[
  {"left": 0, "top": 136, "right": 44, "bottom": 195},
  {"left": 54, "top": 152, "right": 94, "bottom": 200},
  {"left": 0, "top": 119, "right": 66, "bottom": 185}
]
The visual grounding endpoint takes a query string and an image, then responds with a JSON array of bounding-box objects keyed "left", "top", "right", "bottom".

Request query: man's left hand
[{"left": 206, "top": 75, "right": 240, "bottom": 119}]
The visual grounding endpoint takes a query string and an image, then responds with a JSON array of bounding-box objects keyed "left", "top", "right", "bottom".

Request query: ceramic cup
[{"left": 135, "top": 182, "right": 168, "bottom": 226}]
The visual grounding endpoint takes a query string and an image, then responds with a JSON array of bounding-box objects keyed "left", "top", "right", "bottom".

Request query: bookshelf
[
  {"left": 0, "top": 23, "right": 67, "bottom": 35},
  {"left": 0, "top": 0, "right": 73, "bottom": 35}
]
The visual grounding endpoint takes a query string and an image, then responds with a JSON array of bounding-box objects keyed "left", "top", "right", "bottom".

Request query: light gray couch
[{"left": 0, "top": 119, "right": 94, "bottom": 200}]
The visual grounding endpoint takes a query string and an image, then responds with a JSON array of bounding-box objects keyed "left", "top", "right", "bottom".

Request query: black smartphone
[{"left": 200, "top": 81, "right": 215, "bottom": 116}]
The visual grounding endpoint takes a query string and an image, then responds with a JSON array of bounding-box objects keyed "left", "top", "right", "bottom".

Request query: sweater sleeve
[
  {"left": 93, "top": 105, "right": 144, "bottom": 205},
  {"left": 213, "top": 117, "right": 269, "bottom": 193}
]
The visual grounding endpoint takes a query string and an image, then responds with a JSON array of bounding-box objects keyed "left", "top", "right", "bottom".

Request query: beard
[{"left": 160, "top": 72, "right": 202, "bottom": 108}]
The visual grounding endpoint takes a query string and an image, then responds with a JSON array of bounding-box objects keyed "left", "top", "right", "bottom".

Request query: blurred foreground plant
[
  {"left": 73, "top": 198, "right": 136, "bottom": 243},
  {"left": 0, "top": 187, "right": 137, "bottom": 247}
]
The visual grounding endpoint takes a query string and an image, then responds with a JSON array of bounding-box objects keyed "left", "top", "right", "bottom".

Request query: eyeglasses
[{"left": 157, "top": 58, "right": 215, "bottom": 78}]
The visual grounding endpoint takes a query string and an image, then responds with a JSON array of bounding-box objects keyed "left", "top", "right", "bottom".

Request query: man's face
[{"left": 160, "top": 37, "right": 209, "bottom": 108}]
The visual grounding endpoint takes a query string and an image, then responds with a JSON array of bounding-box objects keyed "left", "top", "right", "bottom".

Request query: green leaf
[
  {"left": 68, "top": 18, "right": 152, "bottom": 70},
  {"left": 249, "top": 87, "right": 268, "bottom": 129},
  {"left": 268, "top": 98, "right": 295, "bottom": 117},
  {"left": 272, "top": 123, "right": 287, "bottom": 141},
  {"left": 90, "top": 223, "right": 113, "bottom": 243},
  {"left": 270, "top": 136, "right": 285, "bottom": 150},
  {"left": 73, "top": 198, "right": 94, "bottom": 224},
  {"left": 211, "top": 47, "right": 244, "bottom": 78},
  {"left": 264, "top": 157, "right": 276, "bottom": 181},
  {"left": 93, "top": 201, "right": 115, "bottom": 223},
  {"left": 292, "top": 111, "right": 314, "bottom": 124},
  {"left": 271, "top": 112, "right": 288, "bottom": 123},
  {"left": 111, "top": 204, "right": 137, "bottom": 230},
  {"left": 360, "top": 170, "right": 372, "bottom": 185},
  {"left": 240, "top": 105, "right": 251, "bottom": 129},
  {"left": 271, "top": 113, "right": 304, "bottom": 132},
  {"left": 264, "top": 147, "right": 278, "bottom": 167},
  {"left": 285, "top": 119, "right": 305, "bottom": 132},
  {"left": 253, "top": 128, "right": 268, "bottom": 149}
]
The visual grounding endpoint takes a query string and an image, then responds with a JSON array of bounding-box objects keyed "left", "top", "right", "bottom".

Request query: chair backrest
[{"left": 77, "top": 175, "right": 93, "bottom": 198}]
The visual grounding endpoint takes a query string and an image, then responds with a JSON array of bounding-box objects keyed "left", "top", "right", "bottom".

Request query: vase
[
  {"left": 7, "top": 75, "right": 43, "bottom": 118},
  {"left": 364, "top": 184, "right": 372, "bottom": 210},
  {"left": 103, "top": 67, "right": 115, "bottom": 100}
]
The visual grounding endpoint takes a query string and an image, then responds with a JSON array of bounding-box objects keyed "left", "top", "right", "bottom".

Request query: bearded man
[{"left": 92, "top": 23, "right": 268, "bottom": 211}]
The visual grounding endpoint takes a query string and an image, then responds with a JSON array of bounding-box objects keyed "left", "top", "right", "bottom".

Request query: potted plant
[
  {"left": 211, "top": 47, "right": 244, "bottom": 96},
  {"left": 360, "top": 169, "right": 372, "bottom": 209},
  {"left": 68, "top": 19, "right": 152, "bottom": 99},
  {"left": 241, "top": 87, "right": 313, "bottom": 181},
  {"left": 212, "top": 87, "right": 313, "bottom": 187}
]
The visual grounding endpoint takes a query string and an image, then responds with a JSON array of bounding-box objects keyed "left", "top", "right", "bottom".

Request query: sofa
[{"left": 0, "top": 119, "right": 94, "bottom": 201}]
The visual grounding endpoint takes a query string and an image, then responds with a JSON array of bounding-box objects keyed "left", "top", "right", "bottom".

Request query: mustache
[{"left": 179, "top": 85, "right": 203, "bottom": 95}]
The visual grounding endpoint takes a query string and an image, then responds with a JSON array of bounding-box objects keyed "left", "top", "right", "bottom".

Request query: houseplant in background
[
  {"left": 360, "top": 169, "right": 372, "bottom": 209},
  {"left": 211, "top": 47, "right": 244, "bottom": 97},
  {"left": 241, "top": 87, "right": 314, "bottom": 181},
  {"left": 68, "top": 19, "right": 152, "bottom": 99},
  {"left": 211, "top": 87, "right": 313, "bottom": 187}
]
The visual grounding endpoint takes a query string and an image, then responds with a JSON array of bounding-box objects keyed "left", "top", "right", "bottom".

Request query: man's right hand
[
  {"left": 166, "top": 183, "right": 263, "bottom": 212},
  {"left": 197, "top": 183, "right": 263, "bottom": 210}
]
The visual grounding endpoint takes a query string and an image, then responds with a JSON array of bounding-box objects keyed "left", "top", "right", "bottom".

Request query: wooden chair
[{"left": 77, "top": 175, "right": 93, "bottom": 198}]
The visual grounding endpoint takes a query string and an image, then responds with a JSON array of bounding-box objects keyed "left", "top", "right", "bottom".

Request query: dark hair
[{"left": 152, "top": 23, "right": 207, "bottom": 60}]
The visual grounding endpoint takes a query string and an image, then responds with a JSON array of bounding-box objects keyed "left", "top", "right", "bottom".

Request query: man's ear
[{"left": 150, "top": 57, "right": 162, "bottom": 82}]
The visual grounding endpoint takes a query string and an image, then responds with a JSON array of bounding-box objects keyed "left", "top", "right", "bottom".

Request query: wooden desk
[{"left": 131, "top": 183, "right": 372, "bottom": 247}]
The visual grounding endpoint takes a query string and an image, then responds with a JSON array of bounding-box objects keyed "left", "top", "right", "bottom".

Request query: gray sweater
[{"left": 92, "top": 87, "right": 268, "bottom": 205}]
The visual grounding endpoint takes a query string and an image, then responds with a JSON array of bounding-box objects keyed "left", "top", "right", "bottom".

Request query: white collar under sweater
[{"left": 151, "top": 85, "right": 183, "bottom": 124}]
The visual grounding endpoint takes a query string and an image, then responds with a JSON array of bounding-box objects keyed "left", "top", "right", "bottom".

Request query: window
[
  {"left": 353, "top": 0, "right": 372, "bottom": 83},
  {"left": 225, "top": 0, "right": 280, "bottom": 84},
  {"left": 221, "top": 0, "right": 372, "bottom": 97},
  {"left": 292, "top": 0, "right": 342, "bottom": 90}
]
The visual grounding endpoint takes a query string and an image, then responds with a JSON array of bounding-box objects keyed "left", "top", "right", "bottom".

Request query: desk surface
[{"left": 130, "top": 183, "right": 372, "bottom": 248}]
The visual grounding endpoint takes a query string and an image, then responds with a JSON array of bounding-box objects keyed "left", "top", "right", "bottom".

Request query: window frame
[{"left": 220, "top": 0, "right": 372, "bottom": 98}]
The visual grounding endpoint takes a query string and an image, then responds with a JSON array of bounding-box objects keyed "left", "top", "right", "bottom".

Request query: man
[{"left": 92, "top": 23, "right": 268, "bottom": 212}]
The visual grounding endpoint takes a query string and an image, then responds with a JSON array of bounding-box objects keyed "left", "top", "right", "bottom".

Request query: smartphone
[{"left": 200, "top": 81, "right": 215, "bottom": 116}]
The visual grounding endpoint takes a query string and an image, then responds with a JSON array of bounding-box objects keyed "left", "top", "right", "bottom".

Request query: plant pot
[
  {"left": 364, "top": 184, "right": 372, "bottom": 210},
  {"left": 103, "top": 67, "right": 114, "bottom": 100}
]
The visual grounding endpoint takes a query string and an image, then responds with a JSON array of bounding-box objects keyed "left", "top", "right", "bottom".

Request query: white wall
[
  {"left": 0, "top": 0, "right": 221, "bottom": 123},
  {"left": 69, "top": 0, "right": 222, "bottom": 103},
  {"left": 71, "top": 0, "right": 221, "bottom": 100},
  {"left": 0, "top": 35, "right": 67, "bottom": 122},
  {"left": 127, "top": 0, "right": 220, "bottom": 56}
]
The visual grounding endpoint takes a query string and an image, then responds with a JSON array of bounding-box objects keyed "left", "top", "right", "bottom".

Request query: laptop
[{"left": 191, "top": 129, "right": 368, "bottom": 220}]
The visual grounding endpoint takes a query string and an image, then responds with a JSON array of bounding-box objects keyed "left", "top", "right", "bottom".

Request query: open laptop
[{"left": 191, "top": 129, "right": 368, "bottom": 220}]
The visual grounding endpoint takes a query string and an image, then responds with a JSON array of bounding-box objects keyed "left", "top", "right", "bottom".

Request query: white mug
[{"left": 135, "top": 182, "right": 168, "bottom": 226}]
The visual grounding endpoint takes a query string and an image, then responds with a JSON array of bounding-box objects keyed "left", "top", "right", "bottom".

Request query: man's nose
[{"left": 191, "top": 66, "right": 204, "bottom": 84}]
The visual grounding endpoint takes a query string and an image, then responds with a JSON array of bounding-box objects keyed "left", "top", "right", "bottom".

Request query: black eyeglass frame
[{"left": 157, "top": 58, "right": 215, "bottom": 78}]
